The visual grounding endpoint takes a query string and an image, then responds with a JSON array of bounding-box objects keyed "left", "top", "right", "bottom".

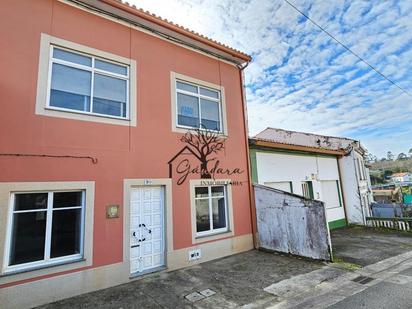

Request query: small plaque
[{"left": 106, "top": 205, "right": 119, "bottom": 218}]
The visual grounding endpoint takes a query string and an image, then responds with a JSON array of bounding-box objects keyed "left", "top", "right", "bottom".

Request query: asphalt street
[{"left": 329, "top": 267, "right": 412, "bottom": 309}]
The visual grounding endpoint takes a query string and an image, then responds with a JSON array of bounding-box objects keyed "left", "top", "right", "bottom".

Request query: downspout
[{"left": 237, "top": 61, "right": 258, "bottom": 249}]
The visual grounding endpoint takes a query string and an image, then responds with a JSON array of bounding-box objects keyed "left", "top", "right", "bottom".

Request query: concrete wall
[
  {"left": 253, "top": 150, "right": 346, "bottom": 226},
  {"left": 338, "top": 151, "right": 371, "bottom": 224},
  {"left": 254, "top": 184, "right": 332, "bottom": 261}
]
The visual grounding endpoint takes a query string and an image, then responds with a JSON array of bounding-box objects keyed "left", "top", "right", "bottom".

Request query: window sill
[
  {"left": 36, "top": 106, "right": 135, "bottom": 127},
  {"left": 194, "top": 229, "right": 234, "bottom": 244},
  {"left": 173, "top": 126, "right": 228, "bottom": 138},
  {"left": 1, "top": 257, "right": 85, "bottom": 278},
  {"left": 0, "top": 257, "right": 90, "bottom": 286},
  {"left": 45, "top": 106, "right": 130, "bottom": 121}
]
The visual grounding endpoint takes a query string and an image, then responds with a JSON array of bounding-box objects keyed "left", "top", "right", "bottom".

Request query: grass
[{"left": 331, "top": 256, "right": 362, "bottom": 271}]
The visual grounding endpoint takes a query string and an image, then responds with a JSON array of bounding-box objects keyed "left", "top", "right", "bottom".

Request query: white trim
[
  {"left": 47, "top": 45, "right": 130, "bottom": 119},
  {"left": 194, "top": 185, "right": 229, "bottom": 237},
  {"left": 123, "top": 179, "right": 174, "bottom": 275},
  {"left": 189, "top": 179, "right": 234, "bottom": 244},
  {"left": 3, "top": 191, "right": 85, "bottom": 274},
  {"left": 170, "top": 72, "right": 228, "bottom": 136},
  {"left": 36, "top": 33, "right": 137, "bottom": 126},
  {"left": 0, "top": 181, "right": 94, "bottom": 285}
]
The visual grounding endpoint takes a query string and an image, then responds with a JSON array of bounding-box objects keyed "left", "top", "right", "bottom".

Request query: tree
[
  {"left": 397, "top": 153, "right": 407, "bottom": 160},
  {"left": 365, "top": 153, "right": 377, "bottom": 163},
  {"left": 409, "top": 148, "right": 412, "bottom": 157},
  {"left": 180, "top": 128, "right": 224, "bottom": 178},
  {"left": 387, "top": 151, "right": 394, "bottom": 161}
]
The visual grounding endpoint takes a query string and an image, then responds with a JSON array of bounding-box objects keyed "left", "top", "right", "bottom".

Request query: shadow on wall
[{"left": 254, "top": 184, "right": 332, "bottom": 261}]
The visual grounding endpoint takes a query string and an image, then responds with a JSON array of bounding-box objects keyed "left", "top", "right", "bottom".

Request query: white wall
[
  {"left": 338, "top": 151, "right": 369, "bottom": 224},
  {"left": 255, "top": 151, "right": 345, "bottom": 224}
]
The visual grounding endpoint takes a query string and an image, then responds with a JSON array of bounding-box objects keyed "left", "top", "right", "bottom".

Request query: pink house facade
[{"left": 0, "top": 1, "right": 254, "bottom": 307}]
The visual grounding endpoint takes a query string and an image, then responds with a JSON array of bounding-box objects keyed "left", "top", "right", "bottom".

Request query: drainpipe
[{"left": 237, "top": 61, "right": 258, "bottom": 249}]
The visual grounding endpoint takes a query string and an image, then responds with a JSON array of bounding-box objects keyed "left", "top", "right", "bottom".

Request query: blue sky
[{"left": 131, "top": 0, "right": 412, "bottom": 158}]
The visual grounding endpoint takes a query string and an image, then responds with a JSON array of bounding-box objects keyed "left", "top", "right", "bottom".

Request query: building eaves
[
  {"left": 249, "top": 137, "right": 348, "bottom": 156},
  {"left": 73, "top": 0, "right": 251, "bottom": 65}
]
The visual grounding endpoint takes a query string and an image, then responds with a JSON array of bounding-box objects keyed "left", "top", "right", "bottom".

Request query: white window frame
[
  {"left": 36, "top": 33, "right": 137, "bottom": 127},
  {"left": 171, "top": 72, "right": 228, "bottom": 136},
  {"left": 175, "top": 79, "right": 223, "bottom": 133},
  {"left": 194, "top": 185, "right": 229, "bottom": 237},
  {"left": 301, "top": 182, "right": 310, "bottom": 198},
  {"left": 3, "top": 190, "right": 85, "bottom": 274},
  {"left": 46, "top": 45, "right": 130, "bottom": 120}
]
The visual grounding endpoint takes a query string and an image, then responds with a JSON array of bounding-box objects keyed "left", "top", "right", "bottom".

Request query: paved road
[{"left": 329, "top": 266, "right": 412, "bottom": 309}]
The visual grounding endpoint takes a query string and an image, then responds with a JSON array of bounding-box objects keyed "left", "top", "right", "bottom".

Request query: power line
[{"left": 284, "top": 0, "right": 412, "bottom": 98}]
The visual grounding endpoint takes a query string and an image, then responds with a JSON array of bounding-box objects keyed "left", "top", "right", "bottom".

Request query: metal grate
[{"left": 352, "top": 275, "right": 375, "bottom": 285}]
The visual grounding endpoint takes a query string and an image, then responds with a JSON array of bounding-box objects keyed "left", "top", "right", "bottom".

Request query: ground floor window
[
  {"left": 264, "top": 181, "right": 293, "bottom": 193},
  {"left": 320, "top": 180, "right": 343, "bottom": 209},
  {"left": 301, "top": 181, "right": 314, "bottom": 199},
  {"left": 5, "top": 191, "right": 84, "bottom": 271},
  {"left": 194, "top": 185, "right": 228, "bottom": 237}
]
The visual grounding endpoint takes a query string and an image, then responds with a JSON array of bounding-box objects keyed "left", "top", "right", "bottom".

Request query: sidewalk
[
  {"left": 37, "top": 227, "right": 412, "bottom": 309},
  {"left": 331, "top": 226, "right": 412, "bottom": 266},
  {"left": 38, "top": 250, "right": 324, "bottom": 309}
]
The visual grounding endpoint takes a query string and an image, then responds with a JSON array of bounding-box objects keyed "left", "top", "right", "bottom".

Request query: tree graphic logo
[{"left": 168, "top": 128, "right": 243, "bottom": 185}]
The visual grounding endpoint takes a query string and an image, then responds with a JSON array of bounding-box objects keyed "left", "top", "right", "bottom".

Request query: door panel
[{"left": 130, "top": 186, "right": 165, "bottom": 275}]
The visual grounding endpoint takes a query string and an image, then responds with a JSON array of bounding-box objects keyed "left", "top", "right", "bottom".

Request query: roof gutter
[
  {"left": 100, "top": 0, "right": 251, "bottom": 62},
  {"left": 69, "top": 0, "right": 251, "bottom": 65}
]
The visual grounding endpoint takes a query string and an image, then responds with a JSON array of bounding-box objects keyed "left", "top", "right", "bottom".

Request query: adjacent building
[
  {"left": 249, "top": 128, "right": 373, "bottom": 229},
  {"left": 0, "top": 0, "right": 254, "bottom": 307},
  {"left": 390, "top": 172, "right": 412, "bottom": 183}
]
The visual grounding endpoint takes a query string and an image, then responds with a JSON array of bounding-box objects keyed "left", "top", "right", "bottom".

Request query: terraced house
[
  {"left": 0, "top": 0, "right": 254, "bottom": 307},
  {"left": 249, "top": 128, "right": 373, "bottom": 230}
]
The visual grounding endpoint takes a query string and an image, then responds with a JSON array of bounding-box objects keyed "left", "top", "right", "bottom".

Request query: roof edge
[
  {"left": 80, "top": 0, "right": 251, "bottom": 63},
  {"left": 249, "top": 138, "right": 347, "bottom": 156}
]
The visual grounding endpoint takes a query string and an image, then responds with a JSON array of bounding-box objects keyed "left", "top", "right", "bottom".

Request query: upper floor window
[
  {"left": 175, "top": 79, "right": 222, "bottom": 132},
  {"left": 47, "top": 46, "right": 129, "bottom": 119}
]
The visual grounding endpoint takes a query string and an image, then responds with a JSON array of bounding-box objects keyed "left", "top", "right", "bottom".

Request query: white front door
[{"left": 130, "top": 186, "right": 165, "bottom": 274}]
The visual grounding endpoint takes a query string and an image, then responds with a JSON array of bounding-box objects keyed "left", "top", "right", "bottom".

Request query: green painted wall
[
  {"left": 328, "top": 218, "right": 347, "bottom": 230},
  {"left": 404, "top": 194, "right": 412, "bottom": 204}
]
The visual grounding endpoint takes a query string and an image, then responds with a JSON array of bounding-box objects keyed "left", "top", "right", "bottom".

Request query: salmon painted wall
[{"left": 0, "top": 0, "right": 252, "bottom": 275}]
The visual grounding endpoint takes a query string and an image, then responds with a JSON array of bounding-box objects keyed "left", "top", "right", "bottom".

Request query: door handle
[
  {"left": 139, "top": 224, "right": 152, "bottom": 234},
  {"left": 131, "top": 244, "right": 140, "bottom": 248}
]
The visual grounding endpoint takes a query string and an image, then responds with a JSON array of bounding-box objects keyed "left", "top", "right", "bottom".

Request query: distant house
[
  {"left": 372, "top": 188, "right": 402, "bottom": 204},
  {"left": 390, "top": 172, "right": 412, "bottom": 183},
  {"left": 249, "top": 128, "right": 373, "bottom": 229}
]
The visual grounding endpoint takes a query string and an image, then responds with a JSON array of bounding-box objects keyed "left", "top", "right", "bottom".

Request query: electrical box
[{"left": 188, "top": 249, "right": 201, "bottom": 261}]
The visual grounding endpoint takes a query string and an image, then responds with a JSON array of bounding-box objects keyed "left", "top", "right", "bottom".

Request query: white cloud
[{"left": 129, "top": 0, "right": 412, "bottom": 157}]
